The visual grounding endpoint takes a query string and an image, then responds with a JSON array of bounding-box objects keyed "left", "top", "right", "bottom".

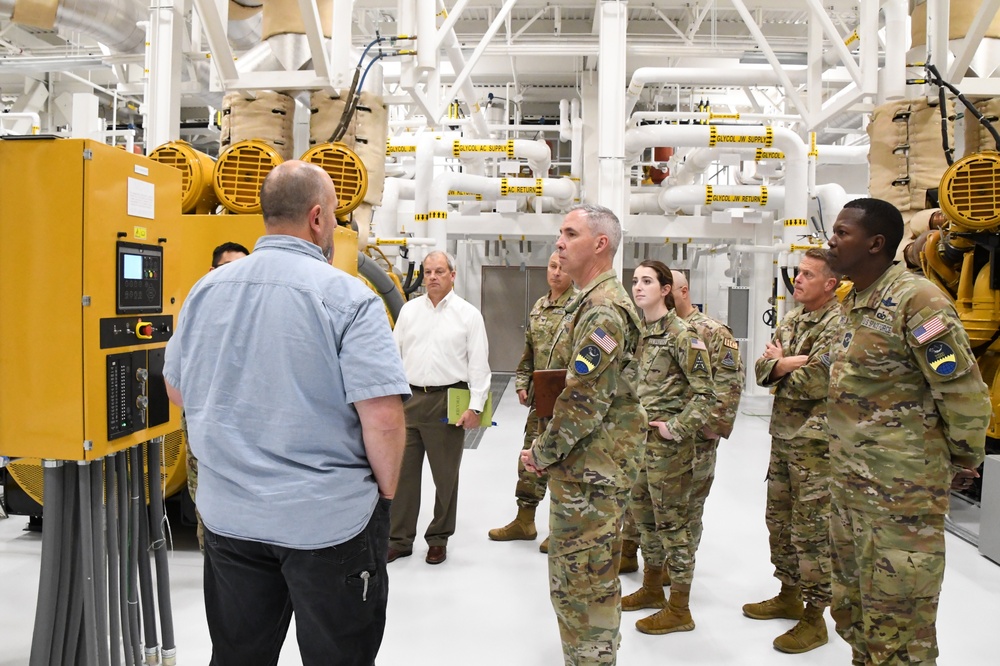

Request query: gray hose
[
  {"left": 105, "top": 457, "right": 122, "bottom": 666},
  {"left": 52, "top": 463, "right": 79, "bottom": 664},
  {"left": 117, "top": 452, "right": 135, "bottom": 666},
  {"left": 28, "top": 461, "right": 64, "bottom": 666},
  {"left": 147, "top": 437, "right": 176, "bottom": 654},
  {"left": 136, "top": 461, "right": 159, "bottom": 656},
  {"left": 63, "top": 466, "right": 83, "bottom": 666},
  {"left": 92, "top": 460, "right": 110, "bottom": 666},
  {"left": 357, "top": 251, "right": 405, "bottom": 320},
  {"left": 78, "top": 462, "right": 100, "bottom": 666},
  {"left": 127, "top": 447, "right": 143, "bottom": 666}
]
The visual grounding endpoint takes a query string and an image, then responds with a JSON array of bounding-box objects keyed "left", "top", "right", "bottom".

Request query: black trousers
[{"left": 204, "top": 498, "right": 391, "bottom": 666}]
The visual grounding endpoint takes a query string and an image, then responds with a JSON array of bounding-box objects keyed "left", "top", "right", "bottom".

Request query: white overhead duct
[{"left": 1, "top": 0, "right": 146, "bottom": 53}]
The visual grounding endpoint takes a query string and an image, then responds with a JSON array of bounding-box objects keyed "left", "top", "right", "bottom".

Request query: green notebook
[{"left": 446, "top": 388, "right": 494, "bottom": 426}]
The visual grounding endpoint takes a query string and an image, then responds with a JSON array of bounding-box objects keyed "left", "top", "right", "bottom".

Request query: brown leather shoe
[
  {"left": 425, "top": 545, "right": 447, "bottom": 565},
  {"left": 387, "top": 547, "right": 412, "bottom": 563}
]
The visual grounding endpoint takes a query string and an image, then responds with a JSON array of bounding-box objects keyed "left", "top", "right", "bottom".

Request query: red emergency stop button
[{"left": 136, "top": 319, "right": 154, "bottom": 340}]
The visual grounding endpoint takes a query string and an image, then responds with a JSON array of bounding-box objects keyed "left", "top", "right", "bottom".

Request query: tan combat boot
[
  {"left": 488, "top": 506, "right": 537, "bottom": 541},
  {"left": 635, "top": 582, "right": 695, "bottom": 634},
  {"left": 773, "top": 604, "right": 828, "bottom": 653},
  {"left": 742, "top": 583, "right": 804, "bottom": 620},
  {"left": 622, "top": 565, "right": 667, "bottom": 611},
  {"left": 539, "top": 537, "right": 549, "bottom": 553},
  {"left": 619, "top": 539, "right": 639, "bottom": 574}
]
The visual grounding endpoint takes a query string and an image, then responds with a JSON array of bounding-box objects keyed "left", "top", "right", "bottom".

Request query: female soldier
[{"left": 623, "top": 260, "right": 716, "bottom": 635}]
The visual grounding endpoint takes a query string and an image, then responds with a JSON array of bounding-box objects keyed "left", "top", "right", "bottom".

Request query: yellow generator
[
  {"left": 916, "top": 150, "right": 1000, "bottom": 454},
  {"left": 0, "top": 138, "right": 191, "bottom": 510}
]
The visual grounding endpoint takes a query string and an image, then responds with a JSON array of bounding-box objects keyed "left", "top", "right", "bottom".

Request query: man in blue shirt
[{"left": 163, "top": 160, "right": 410, "bottom": 666}]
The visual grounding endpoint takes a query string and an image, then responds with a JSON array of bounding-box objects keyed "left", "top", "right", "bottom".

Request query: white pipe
[
  {"left": 390, "top": 136, "right": 553, "bottom": 176},
  {"left": 559, "top": 99, "right": 571, "bottom": 143},
  {"left": 882, "top": 0, "right": 908, "bottom": 101},
  {"left": 428, "top": 173, "right": 577, "bottom": 215},
  {"left": 570, "top": 98, "right": 583, "bottom": 180},
  {"left": 416, "top": 0, "right": 436, "bottom": 72},
  {"left": 623, "top": 124, "right": 808, "bottom": 235},
  {"left": 630, "top": 111, "right": 802, "bottom": 125},
  {"left": 368, "top": 236, "right": 436, "bottom": 246},
  {"left": 0, "top": 112, "right": 41, "bottom": 134},
  {"left": 624, "top": 67, "right": 809, "bottom": 117},
  {"left": 436, "top": 0, "right": 491, "bottom": 137},
  {"left": 658, "top": 185, "right": 786, "bottom": 215},
  {"left": 670, "top": 147, "right": 717, "bottom": 185},
  {"left": 815, "top": 145, "right": 868, "bottom": 164},
  {"left": 813, "top": 183, "right": 851, "bottom": 223}
]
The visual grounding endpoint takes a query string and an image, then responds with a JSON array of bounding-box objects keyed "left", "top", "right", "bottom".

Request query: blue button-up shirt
[{"left": 164, "top": 235, "right": 410, "bottom": 548}]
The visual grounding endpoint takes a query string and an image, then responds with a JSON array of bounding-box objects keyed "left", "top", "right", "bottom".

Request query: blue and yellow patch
[
  {"left": 926, "top": 341, "right": 957, "bottom": 376},
  {"left": 574, "top": 344, "right": 602, "bottom": 375}
]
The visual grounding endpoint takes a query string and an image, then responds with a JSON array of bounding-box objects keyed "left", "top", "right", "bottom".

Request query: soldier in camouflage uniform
[
  {"left": 522, "top": 205, "right": 646, "bottom": 666},
  {"left": 489, "top": 252, "right": 576, "bottom": 550},
  {"left": 620, "top": 260, "right": 716, "bottom": 637},
  {"left": 742, "top": 248, "right": 840, "bottom": 653},
  {"left": 619, "top": 271, "right": 744, "bottom": 576},
  {"left": 670, "top": 271, "right": 744, "bottom": 559},
  {"left": 826, "top": 198, "right": 990, "bottom": 665}
]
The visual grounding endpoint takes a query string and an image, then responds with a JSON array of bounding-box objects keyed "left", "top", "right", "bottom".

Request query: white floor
[{"left": 3, "top": 386, "right": 1000, "bottom": 665}]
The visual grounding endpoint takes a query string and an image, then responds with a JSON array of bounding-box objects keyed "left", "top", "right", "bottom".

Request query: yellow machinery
[
  {"left": 0, "top": 138, "right": 190, "bottom": 505},
  {"left": 213, "top": 139, "right": 284, "bottom": 214},
  {"left": 0, "top": 138, "right": 183, "bottom": 461},
  {"left": 301, "top": 142, "right": 369, "bottom": 217},
  {"left": 149, "top": 140, "right": 220, "bottom": 214},
  {"left": 918, "top": 150, "right": 1000, "bottom": 437}
]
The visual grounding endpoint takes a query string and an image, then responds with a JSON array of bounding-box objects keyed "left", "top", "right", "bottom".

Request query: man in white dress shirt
[{"left": 388, "top": 251, "right": 492, "bottom": 565}]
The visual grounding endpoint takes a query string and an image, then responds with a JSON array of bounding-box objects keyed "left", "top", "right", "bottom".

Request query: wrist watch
[{"left": 471, "top": 408, "right": 482, "bottom": 415}]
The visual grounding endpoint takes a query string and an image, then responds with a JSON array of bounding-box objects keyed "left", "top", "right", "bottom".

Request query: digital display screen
[
  {"left": 116, "top": 241, "right": 162, "bottom": 314},
  {"left": 123, "top": 254, "right": 143, "bottom": 280}
]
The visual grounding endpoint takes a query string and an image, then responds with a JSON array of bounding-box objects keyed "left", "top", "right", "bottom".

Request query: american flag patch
[
  {"left": 590, "top": 327, "right": 618, "bottom": 354},
  {"left": 691, "top": 338, "right": 707, "bottom": 351},
  {"left": 913, "top": 315, "right": 946, "bottom": 344}
]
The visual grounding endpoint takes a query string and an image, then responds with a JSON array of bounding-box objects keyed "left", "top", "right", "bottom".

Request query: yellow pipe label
[
  {"left": 429, "top": 211, "right": 448, "bottom": 219},
  {"left": 756, "top": 149, "right": 784, "bottom": 160},
  {"left": 414, "top": 213, "right": 428, "bottom": 221},
  {"left": 709, "top": 125, "right": 773, "bottom": 147},
  {"left": 706, "top": 186, "right": 768, "bottom": 206},
  {"left": 453, "top": 141, "right": 507, "bottom": 156},
  {"left": 386, "top": 144, "right": 416, "bottom": 154},
  {"left": 790, "top": 243, "right": 824, "bottom": 251},
  {"left": 808, "top": 132, "right": 818, "bottom": 158},
  {"left": 845, "top": 29, "right": 859, "bottom": 47},
  {"left": 500, "top": 178, "right": 508, "bottom": 196},
  {"left": 784, "top": 218, "right": 809, "bottom": 227},
  {"left": 709, "top": 112, "right": 740, "bottom": 120}
]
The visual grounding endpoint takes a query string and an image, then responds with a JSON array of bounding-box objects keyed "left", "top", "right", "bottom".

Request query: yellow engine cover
[{"left": 940, "top": 151, "right": 1000, "bottom": 232}]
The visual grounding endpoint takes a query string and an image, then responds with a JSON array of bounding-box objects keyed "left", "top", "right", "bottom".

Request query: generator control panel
[{"left": 116, "top": 241, "right": 163, "bottom": 314}]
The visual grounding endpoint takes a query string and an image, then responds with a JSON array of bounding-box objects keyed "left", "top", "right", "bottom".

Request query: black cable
[
  {"left": 781, "top": 267, "right": 796, "bottom": 295},
  {"left": 937, "top": 83, "right": 954, "bottom": 165},
  {"left": 926, "top": 63, "right": 1000, "bottom": 151},
  {"left": 404, "top": 266, "right": 424, "bottom": 296}
]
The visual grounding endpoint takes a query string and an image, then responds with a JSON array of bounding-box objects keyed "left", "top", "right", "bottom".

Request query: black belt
[{"left": 409, "top": 381, "right": 468, "bottom": 393}]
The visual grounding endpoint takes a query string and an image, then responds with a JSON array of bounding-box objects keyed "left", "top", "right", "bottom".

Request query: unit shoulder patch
[
  {"left": 926, "top": 341, "right": 957, "bottom": 376},
  {"left": 722, "top": 338, "right": 740, "bottom": 350},
  {"left": 721, "top": 350, "right": 737, "bottom": 368},
  {"left": 574, "top": 344, "right": 602, "bottom": 375}
]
